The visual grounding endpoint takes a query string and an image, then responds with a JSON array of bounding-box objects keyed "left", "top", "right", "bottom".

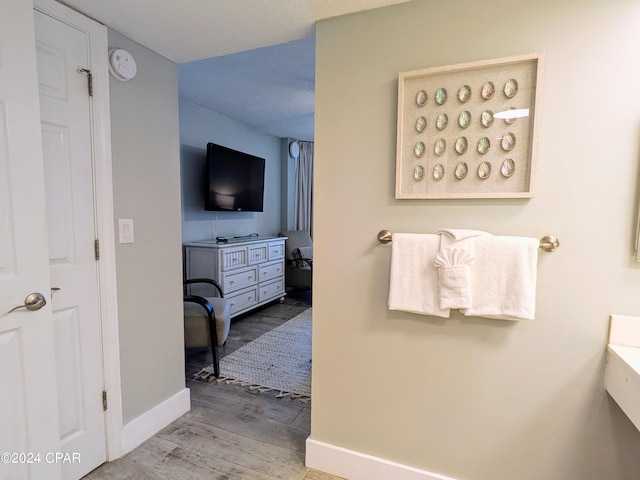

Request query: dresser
[{"left": 183, "top": 236, "right": 286, "bottom": 318}]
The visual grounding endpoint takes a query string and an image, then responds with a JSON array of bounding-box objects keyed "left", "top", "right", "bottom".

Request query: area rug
[{"left": 195, "top": 308, "right": 312, "bottom": 401}]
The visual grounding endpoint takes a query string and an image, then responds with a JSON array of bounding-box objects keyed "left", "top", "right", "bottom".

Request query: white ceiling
[{"left": 57, "top": 0, "right": 412, "bottom": 141}]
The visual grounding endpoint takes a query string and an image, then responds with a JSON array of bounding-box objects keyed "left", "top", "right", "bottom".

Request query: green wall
[{"left": 312, "top": 0, "right": 640, "bottom": 479}]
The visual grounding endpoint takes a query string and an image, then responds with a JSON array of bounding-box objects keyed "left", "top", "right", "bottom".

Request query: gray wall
[
  {"left": 179, "top": 99, "right": 283, "bottom": 242},
  {"left": 312, "top": 1, "right": 640, "bottom": 479},
  {"left": 108, "top": 30, "right": 184, "bottom": 423}
]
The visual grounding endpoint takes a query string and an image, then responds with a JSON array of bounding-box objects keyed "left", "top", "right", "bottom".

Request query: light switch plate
[{"left": 118, "top": 218, "right": 134, "bottom": 244}]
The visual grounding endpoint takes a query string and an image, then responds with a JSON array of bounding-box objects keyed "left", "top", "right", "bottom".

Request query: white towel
[
  {"left": 388, "top": 233, "right": 450, "bottom": 317},
  {"left": 460, "top": 235, "right": 539, "bottom": 321},
  {"left": 437, "top": 229, "right": 491, "bottom": 243},
  {"left": 433, "top": 248, "right": 475, "bottom": 310}
]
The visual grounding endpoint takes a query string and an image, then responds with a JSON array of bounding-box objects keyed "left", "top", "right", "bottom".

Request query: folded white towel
[
  {"left": 388, "top": 233, "right": 450, "bottom": 317},
  {"left": 460, "top": 235, "right": 539, "bottom": 321},
  {"left": 434, "top": 248, "right": 475, "bottom": 309},
  {"left": 437, "top": 229, "right": 491, "bottom": 242}
]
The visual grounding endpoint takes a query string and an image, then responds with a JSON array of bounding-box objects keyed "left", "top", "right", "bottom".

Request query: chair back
[{"left": 279, "top": 230, "right": 312, "bottom": 260}]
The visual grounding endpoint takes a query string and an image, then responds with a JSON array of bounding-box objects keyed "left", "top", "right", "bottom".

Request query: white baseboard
[
  {"left": 122, "top": 388, "right": 190, "bottom": 453},
  {"left": 305, "top": 438, "right": 458, "bottom": 480}
]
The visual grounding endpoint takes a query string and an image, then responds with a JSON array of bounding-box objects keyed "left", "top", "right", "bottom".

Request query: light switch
[{"left": 119, "top": 219, "right": 134, "bottom": 244}]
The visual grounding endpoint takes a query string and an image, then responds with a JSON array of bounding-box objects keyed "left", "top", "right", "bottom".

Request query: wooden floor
[{"left": 84, "top": 291, "right": 343, "bottom": 480}]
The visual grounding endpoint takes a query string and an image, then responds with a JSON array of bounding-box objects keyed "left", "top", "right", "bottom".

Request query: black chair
[{"left": 183, "top": 278, "right": 231, "bottom": 378}]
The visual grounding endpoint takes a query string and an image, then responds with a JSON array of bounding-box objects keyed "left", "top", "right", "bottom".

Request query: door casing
[{"left": 33, "top": 0, "right": 125, "bottom": 461}]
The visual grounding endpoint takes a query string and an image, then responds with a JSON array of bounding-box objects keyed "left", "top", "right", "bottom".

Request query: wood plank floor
[{"left": 84, "top": 291, "right": 343, "bottom": 480}]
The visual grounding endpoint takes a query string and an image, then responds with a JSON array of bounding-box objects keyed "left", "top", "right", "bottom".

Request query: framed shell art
[{"left": 395, "top": 53, "right": 544, "bottom": 199}]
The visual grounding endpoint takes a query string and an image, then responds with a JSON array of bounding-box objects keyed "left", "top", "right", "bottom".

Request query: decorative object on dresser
[
  {"left": 184, "top": 236, "right": 287, "bottom": 318},
  {"left": 183, "top": 278, "right": 232, "bottom": 378},
  {"left": 278, "top": 230, "right": 313, "bottom": 291}
]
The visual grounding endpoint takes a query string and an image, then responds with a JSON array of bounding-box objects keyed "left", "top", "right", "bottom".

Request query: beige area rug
[{"left": 195, "top": 308, "right": 312, "bottom": 401}]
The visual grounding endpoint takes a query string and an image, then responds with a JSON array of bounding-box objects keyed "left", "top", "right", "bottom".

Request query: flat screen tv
[{"left": 204, "top": 142, "right": 265, "bottom": 212}]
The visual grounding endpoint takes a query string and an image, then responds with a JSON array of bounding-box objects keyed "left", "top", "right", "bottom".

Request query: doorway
[{"left": 34, "top": 0, "right": 123, "bottom": 477}]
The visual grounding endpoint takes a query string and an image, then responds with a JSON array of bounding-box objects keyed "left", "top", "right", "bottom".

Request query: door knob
[{"left": 7, "top": 292, "right": 47, "bottom": 314}]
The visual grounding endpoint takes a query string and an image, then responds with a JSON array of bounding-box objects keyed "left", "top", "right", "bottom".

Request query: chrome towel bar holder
[{"left": 376, "top": 230, "right": 560, "bottom": 252}]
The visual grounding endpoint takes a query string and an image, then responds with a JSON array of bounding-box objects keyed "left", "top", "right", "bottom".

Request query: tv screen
[{"left": 204, "top": 142, "right": 265, "bottom": 212}]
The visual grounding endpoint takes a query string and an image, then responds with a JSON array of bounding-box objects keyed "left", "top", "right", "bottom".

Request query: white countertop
[
  {"left": 608, "top": 344, "right": 640, "bottom": 376},
  {"left": 606, "top": 315, "right": 640, "bottom": 432}
]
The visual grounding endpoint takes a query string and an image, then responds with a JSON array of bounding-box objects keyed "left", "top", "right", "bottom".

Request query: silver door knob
[{"left": 7, "top": 292, "right": 47, "bottom": 314}]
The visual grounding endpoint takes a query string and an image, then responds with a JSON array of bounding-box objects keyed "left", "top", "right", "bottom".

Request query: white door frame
[{"left": 33, "top": 0, "right": 125, "bottom": 460}]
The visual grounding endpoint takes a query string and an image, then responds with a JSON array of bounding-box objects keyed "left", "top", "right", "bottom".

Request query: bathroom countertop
[
  {"left": 606, "top": 315, "right": 640, "bottom": 432},
  {"left": 607, "top": 344, "right": 640, "bottom": 376}
]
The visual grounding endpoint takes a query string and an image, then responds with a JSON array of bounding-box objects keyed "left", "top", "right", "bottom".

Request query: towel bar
[{"left": 376, "top": 230, "right": 560, "bottom": 252}]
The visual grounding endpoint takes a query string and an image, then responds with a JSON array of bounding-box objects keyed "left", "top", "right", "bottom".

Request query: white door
[
  {"left": 35, "top": 10, "right": 107, "bottom": 479},
  {"left": 0, "top": 1, "right": 61, "bottom": 480}
]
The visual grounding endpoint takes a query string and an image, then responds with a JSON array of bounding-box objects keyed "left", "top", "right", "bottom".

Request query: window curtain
[{"left": 294, "top": 141, "right": 314, "bottom": 236}]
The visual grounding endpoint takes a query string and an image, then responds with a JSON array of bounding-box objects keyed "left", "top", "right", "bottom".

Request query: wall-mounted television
[{"left": 205, "top": 142, "right": 265, "bottom": 212}]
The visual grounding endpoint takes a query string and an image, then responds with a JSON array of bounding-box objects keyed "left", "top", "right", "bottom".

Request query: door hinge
[
  {"left": 77, "top": 68, "right": 93, "bottom": 97},
  {"left": 102, "top": 391, "right": 107, "bottom": 411},
  {"left": 94, "top": 239, "right": 100, "bottom": 260}
]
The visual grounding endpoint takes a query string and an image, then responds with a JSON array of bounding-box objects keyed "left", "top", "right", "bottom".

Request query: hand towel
[
  {"left": 433, "top": 248, "right": 475, "bottom": 309},
  {"left": 388, "top": 233, "right": 450, "bottom": 317},
  {"left": 460, "top": 235, "right": 539, "bottom": 321},
  {"left": 437, "top": 229, "right": 492, "bottom": 251},
  {"left": 436, "top": 229, "right": 492, "bottom": 242}
]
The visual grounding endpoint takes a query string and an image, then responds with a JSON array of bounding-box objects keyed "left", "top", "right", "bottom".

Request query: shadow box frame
[{"left": 395, "top": 53, "right": 544, "bottom": 199}]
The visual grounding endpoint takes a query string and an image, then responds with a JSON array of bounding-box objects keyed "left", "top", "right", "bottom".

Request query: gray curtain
[{"left": 294, "top": 141, "right": 314, "bottom": 236}]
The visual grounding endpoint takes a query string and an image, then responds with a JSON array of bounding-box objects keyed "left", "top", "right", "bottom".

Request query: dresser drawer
[
  {"left": 259, "top": 260, "right": 284, "bottom": 283},
  {"left": 221, "top": 247, "right": 248, "bottom": 271},
  {"left": 259, "top": 278, "right": 285, "bottom": 302},
  {"left": 268, "top": 241, "right": 285, "bottom": 260},
  {"left": 247, "top": 243, "right": 268, "bottom": 265},
  {"left": 222, "top": 266, "right": 257, "bottom": 294},
  {"left": 227, "top": 287, "right": 258, "bottom": 315}
]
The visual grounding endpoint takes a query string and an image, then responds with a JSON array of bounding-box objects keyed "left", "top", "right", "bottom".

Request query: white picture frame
[{"left": 395, "top": 53, "right": 544, "bottom": 199}]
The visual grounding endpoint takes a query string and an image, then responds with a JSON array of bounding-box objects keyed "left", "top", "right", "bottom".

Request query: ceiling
[{"left": 57, "top": 0, "right": 412, "bottom": 141}]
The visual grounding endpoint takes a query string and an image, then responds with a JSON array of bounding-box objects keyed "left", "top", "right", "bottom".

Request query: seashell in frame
[
  {"left": 415, "top": 116, "right": 427, "bottom": 132},
  {"left": 477, "top": 137, "right": 490, "bottom": 154},
  {"left": 436, "top": 113, "right": 449, "bottom": 130},
  {"left": 416, "top": 89, "right": 428, "bottom": 107},
  {"left": 501, "top": 158, "right": 515, "bottom": 178},
  {"left": 433, "top": 163, "right": 445, "bottom": 181},
  {"left": 477, "top": 161, "right": 492, "bottom": 180},
  {"left": 454, "top": 137, "right": 468, "bottom": 155},
  {"left": 434, "top": 138, "right": 447, "bottom": 156},
  {"left": 413, "top": 164, "right": 425, "bottom": 181},
  {"left": 501, "top": 132, "right": 516, "bottom": 151},
  {"left": 454, "top": 162, "right": 468, "bottom": 180},
  {"left": 414, "top": 141, "right": 426, "bottom": 157},
  {"left": 481, "top": 81, "right": 495, "bottom": 100},
  {"left": 435, "top": 87, "right": 448, "bottom": 105},
  {"left": 504, "top": 106, "right": 518, "bottom": 125},
  {"left": 458, "top": 111, "right": 471, "bottom": 129},
  {"left": 458, "top": 85, "right": 471, "bottom": 103},
  {"left": 481, "top": 110, "right": 494, "bottom": 128},
  {"left": 503, "top": 79, "right": 519, "bottom": 98}
]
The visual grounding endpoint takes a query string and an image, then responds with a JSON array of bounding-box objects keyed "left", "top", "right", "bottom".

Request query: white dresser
[{"left": 184, "top": 236, "right": 286, "bottom": 318}]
